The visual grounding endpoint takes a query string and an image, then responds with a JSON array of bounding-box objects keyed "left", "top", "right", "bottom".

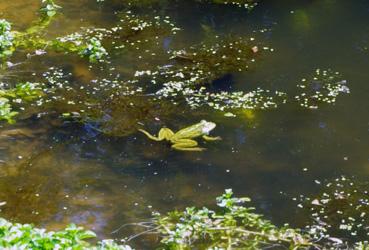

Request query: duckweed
[
  {"left": 295, "top": 69, "right": 350, "bottom": 109},
  {"left": 297, "top": 176, "right": 369, "bottom": 246}
]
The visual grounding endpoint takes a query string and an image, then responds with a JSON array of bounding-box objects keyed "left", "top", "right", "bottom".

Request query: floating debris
[
  {"left": 295, "top": 69, "right": 350, "bottom": 109},
  {"left": 130, "top": 36, "right": 285, "bottom": 112},
  {"left": 297, "top": 176, "right": 369, "bottom": 245},
  {"left": 197, "top": 0, "right": 258, "bottom": 9}
]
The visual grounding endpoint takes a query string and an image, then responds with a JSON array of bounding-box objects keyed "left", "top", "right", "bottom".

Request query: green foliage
[
  {"left": 0, "top": 82, "right": 43, "bottom": 123},
  {"left": 154, "top": 189, "right": 313, "bottom": 249},
  {"left": 0, "top": 20, "right": 14, "bottom": 59},
  {"left": 79, "top": 38, "right": 108, "bottom": 63},
  {"left": 0, "top": 218, "right": 132, "bottom": 249},
  {"left": 0, "top": 1, "right": 60, "bottom": 59},
  {"left": 0, "top": 98, "right": 18, "bottom": 124},
  {"left": 2, "top": 82, "right": 44, "bottom": 101},
  {"left": 40, "top": 0, "right": 62, "bottom": 17}
]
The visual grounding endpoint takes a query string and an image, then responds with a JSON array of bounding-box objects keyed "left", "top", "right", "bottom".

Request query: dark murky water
[{"left": 0, "top": 0, "right": 368, "bottom": 246}]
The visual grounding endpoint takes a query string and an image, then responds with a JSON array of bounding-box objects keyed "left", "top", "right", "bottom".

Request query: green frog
[{"left": 139, "top": 120, "right": 221, "bottom": 151}]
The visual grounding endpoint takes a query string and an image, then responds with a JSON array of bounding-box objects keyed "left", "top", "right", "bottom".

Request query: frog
[{"left": 138, "top": 120, "right": 221, "bottom": 151}]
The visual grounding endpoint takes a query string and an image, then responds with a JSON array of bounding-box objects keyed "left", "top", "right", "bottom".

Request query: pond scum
[{"left": 0, "top": 0, "right": 366, "bottom": 249}]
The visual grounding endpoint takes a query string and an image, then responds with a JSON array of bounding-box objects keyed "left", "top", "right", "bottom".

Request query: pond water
[{"left": 0, "top": 0, "right": 369, "bottom": 247}]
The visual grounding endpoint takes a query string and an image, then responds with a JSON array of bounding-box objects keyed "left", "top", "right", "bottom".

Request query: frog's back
[{"left": 172, "top": 120, "right": 215, "bottom": 140}]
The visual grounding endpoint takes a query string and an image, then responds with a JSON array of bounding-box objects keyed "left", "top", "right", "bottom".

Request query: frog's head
[{"left": 200, "top": 120, "right": 216, "bottom": 134}]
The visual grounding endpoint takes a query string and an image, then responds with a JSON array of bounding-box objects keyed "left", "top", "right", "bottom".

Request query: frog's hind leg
[
  {"left": 138, "top": 129, "right": 163, "bottom": 141},
  {"left": 158, "top": 128, "right": 174, "bottom": 140},
  {"left": 202, "top": 135, "right": 222, "bottom": 141},
  {"left": 171, "top": 139, "right": 205, "bottom": 152}
]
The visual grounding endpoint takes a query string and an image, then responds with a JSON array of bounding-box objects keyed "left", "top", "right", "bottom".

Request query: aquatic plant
[
  {"left": 53, "top": 11, "right": 179, "bottom": 63},
  {"left": 40, "top": 0, "right": 62, "bottom": 17},
  {"left": 100, "top": 0, "right": 258, "bottom": 10},
  {"left": 180, "top": 86, "right": 287, "bottom": 112},
  {"left": 0, "top": 1, "right": 61, "bottom": 60},
  {"left": 0, "top": 82, "right": 43, "bottom": 123},
  {"left": 0, "top": 218, "right": 131, "bottom": 249},
  {"left": 79, "top": 37, "right": 108, "bottom": 63},
  {"left": 2, "top": 82, "right": 44, "bottom": 101},
  {"left": 131, "top": 36, "right": 284, "bottom": 113},
  {"left": 297, "top": 176, "right": 369, "bottom": 246},
  {"left": 295, "top": 69, "right": 350, "bottom": 109},
  {"left": 140, "top": 35, "right": 240, "bottom": 78},
  {"left": 0, "top": 20, "right": 14, "bottom": 59},
  {"left": 150, "top": 189, "right": 313, "bottom": 249},
  {"left": 0, "top": 98, "right": 18, "bottom": 124},
  {"left": 197, "top": 0, "right": 258, "bottom": 9},
  {"left": 1, "top": 190, "right": 368, "bottom": 249},
  {"left": 167, "top": 36, "right": 265, "bottom": 84}
]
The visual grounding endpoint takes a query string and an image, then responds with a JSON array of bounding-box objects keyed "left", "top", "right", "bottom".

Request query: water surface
[{"left": 0, "top": 0, "right": 368, "bottom": 246}]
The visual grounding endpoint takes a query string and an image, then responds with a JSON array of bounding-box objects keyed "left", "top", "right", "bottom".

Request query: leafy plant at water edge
[
  {"left": 153, "top": 189, "right": 313, "bottom": 249},
  {"left": 0, "top": 218, "right": 132, "bottom": 249},
  {"left": 0, "top": 20, "right": 14, "bottom": 59},
  {"left": 23, "top": 0, "right": 62, "bottom": 35},
  {"left": 0, "top": 82, "right": 43, "bottom": 123},
  {"left": 1, "top": 82, "right": 44, "bottom": 101},
  {"left": 0, "top": 98, "right": 18, "bottom": 124},
  {"left": 0, "top": 1, "right": 60, "bottom": 59}
]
